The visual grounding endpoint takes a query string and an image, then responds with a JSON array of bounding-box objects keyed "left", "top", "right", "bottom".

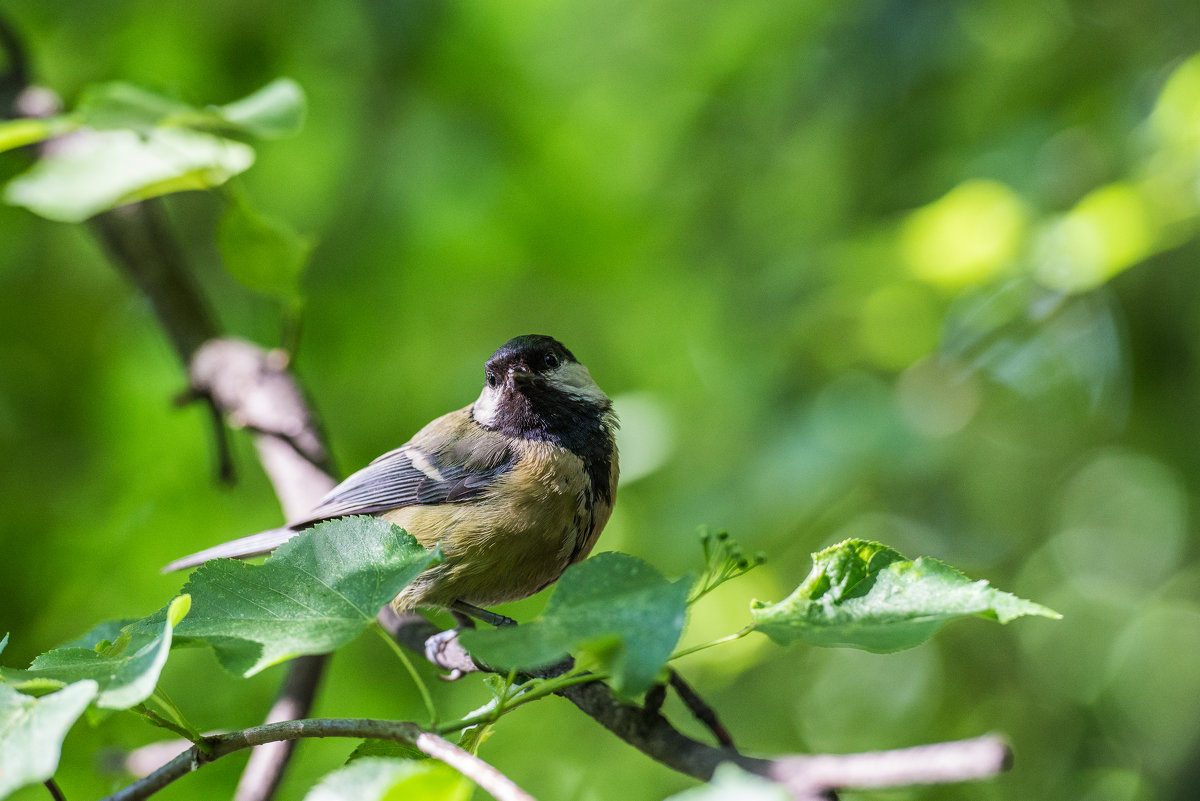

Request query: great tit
[{"left": 165, "top": 335, "right": 619, "bottom": 621}]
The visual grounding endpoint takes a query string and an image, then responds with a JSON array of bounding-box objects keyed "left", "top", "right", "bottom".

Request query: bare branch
[
  {"left": 184, "top": 339, "right": 339, "bottom": 801},
  {"left": 101, "top": 718, "right": 535, "bottom": 801},
  {"left": 374, "top": 613, "right": 1013, "bottom": 799},
  {"left": 187, "top": 338, "right": 336, "bottom": 512},
  {"left": 668, "top": 669, "right": 735, "bottom": 749},
  {"left": 414, "top": 731, "right": 537, "bottom": 801}
]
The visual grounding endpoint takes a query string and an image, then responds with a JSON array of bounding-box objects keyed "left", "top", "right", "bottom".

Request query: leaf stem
[
  {"left": 147, "top": 686, "right": 203, "bottom": 742},
  {"left": 669, "top": 626, "right": 754, "bottom": 661},
  {"left": 372, "top": 621, "right": 439, "bottom": 727},
  {"left": 436, "top": 670, "right": 605, "bottom": 735},
  {"left": 130, "top": 706, "right": 212, "bottom": 755}
]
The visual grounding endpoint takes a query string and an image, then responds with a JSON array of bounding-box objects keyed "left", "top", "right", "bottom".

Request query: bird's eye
[
  {"left": 486, "top": 371, "right": 498, "bottom": 388},
  {"left": 543, "top": 352, "right": 559, "bottom": 369}
]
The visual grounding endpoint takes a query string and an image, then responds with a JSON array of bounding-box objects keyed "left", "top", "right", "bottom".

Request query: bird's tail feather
[{"left": 161, "top": 527, "right": 298, "bottom": 573}]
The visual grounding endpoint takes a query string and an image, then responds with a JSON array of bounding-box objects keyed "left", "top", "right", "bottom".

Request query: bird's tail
[{"left": 161, "top": 527, "right": 298, "bottom": 573}]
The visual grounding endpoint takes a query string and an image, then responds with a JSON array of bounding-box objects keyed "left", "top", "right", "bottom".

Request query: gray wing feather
[
  {"left": 291, "top": 444, "right": 512, "bottom": 526},
  {"left": 163, "top": 423, "right": 517, "bottom": 573}
]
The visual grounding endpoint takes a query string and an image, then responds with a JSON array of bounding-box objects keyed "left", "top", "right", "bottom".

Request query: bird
[{"left": 164, "top": 335, "right": 619, "bottom": 625}]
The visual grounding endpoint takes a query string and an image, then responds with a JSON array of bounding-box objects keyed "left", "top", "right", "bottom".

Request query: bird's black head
[
  {"left": 472, "top": 335, "right": 617, "bottom": 501},
  {"left": 483, "top": 335, "right": 578, "bottom": 389}
]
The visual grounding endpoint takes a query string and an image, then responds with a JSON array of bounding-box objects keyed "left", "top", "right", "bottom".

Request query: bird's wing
[
  {"left": 291, "top": 439, "right": 514, "bottom": 525},
  {"left": 163, "top": 408, "right": 516, "bottom": 573}
]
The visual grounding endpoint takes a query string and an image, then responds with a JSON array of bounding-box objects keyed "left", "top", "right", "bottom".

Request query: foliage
[
  {"left": 750, "top": 539, "right": 1059, "bottom": 653},
  {"left": 460, "top": 553, "right": 692, "bottom": 697},
  {"left": 0, "top": 520, "right": 1050, "bottom": 799},
  {"left": 5, "top": 3, "right": 1200, "bottom": 800},
  {"left": 149, "top": 518, "right": 438, "bottom": 677}
]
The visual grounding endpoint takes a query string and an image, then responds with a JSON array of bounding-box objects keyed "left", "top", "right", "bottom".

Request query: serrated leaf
[
  {"left": 664, "top": 763, "right": 790, "bottom": 801},
  {"left": 306, "top": 757, "right": 472, "bottom": 801},
  {"left": 0, "top": 680, "right": 98, "bottom": 798},
  {"left": 55, "top": 619, "right": 138, "bottom": 651},
  {"left": 750, "top": 539, "right": 1060, "bottom": 653},
  {"left": 1, "top": 596, "right": 189, "bottom": 709},
  {"left": 218, "top": 192, "right": 311, "bottom": 299},
  {"left": 347, "top": 739, "right": 428, "bottom": 763},
  {"left": 3, "top": 127, "right": 255, "bottom": 222},
  {"left": 155, "top": 518, "right": 438, "bottom": 676},
  {"left": 217, "top": 78, "right": 306, "bottom": 139},
  {"left": 460, "top": 553, "right": 691, "bottom": 697}
]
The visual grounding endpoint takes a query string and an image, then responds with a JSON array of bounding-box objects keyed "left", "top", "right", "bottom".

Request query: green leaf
[
  {"left": 217, "top": 78, "right": 307, "bottom": 139},
  {"left": 3, "top": 127, "right": 255, "bottom": 222},
  {"left": 459, "top": 553, "right": 692, "bottom": 697},
  {"left": 306, "top": 757, "right": 472, "bottom": 801},
  {"left": 0, "top": 680, "right": 98, "bottom": 798},
  {"left": 76, "top": 82, "right": 194, "bottom": 135},
  {"left": 218, "top": 190, "right": 312, "bottom": 299},
  {"left": 73, "top": 79, "right": 306, "bottom": 139},
  {"left": 347, "top": 739, "right": 428, "bottom": 763},
  {"left": 158, "top": 518, "right": 438, "bottom": 676},
  {"left": 1, "top": 596, "right": 189, "bottom": 709},
  {"left": 749, "top": 539, "right": 1060, "bottom": 653},
  {"left": 56, "top": 619, "right": 138, "bottom": 650},
  {"left": 664, "top": 764, "right": 789, "bottom": 801}
]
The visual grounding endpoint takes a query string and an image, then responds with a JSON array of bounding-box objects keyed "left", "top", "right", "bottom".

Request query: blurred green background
[{"left": 3, "top": 1, "right": 1200, "bottom": 799}]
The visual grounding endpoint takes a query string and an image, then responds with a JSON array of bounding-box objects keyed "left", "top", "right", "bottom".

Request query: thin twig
[
  {"left": 102, "top": 718, "right": 535, "bottom": 801},
  {"left": 668, "top": 669, "right": 735, "bottom": 749},
  {"left": 375, "top": 613, "right": 1014, "bottom": 798},
  {"left": 43, "top": 779, "right": 66, "bottom": 801}
]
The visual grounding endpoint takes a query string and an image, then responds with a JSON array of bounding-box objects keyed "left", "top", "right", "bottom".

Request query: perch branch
[
  {"left": 102, "top": 719, "right": 535, "bottom": 801},
  {"left": 376, "top": 610, "right": 1012, "bottom": 799}
]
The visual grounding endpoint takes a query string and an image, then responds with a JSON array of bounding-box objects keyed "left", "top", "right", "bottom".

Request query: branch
[
  {"left": 768, "top": 735, "right": 1012, "bottom": 799},
  {"left": 376, "top": 610, "right": 1012, "bottom": 799},
  {"left": 183, "top": 338, "right": 338, "bottom": 801},
  {"left": 103, "top": 719, "right": 536, "bottom": 801}
]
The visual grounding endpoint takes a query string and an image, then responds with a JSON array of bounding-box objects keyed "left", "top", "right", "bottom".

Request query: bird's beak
[{"left": 509, "top": 365, "right": 534, "bottom": 385}]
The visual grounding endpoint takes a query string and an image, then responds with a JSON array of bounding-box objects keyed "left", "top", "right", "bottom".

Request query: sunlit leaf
[
  {"left": 0, "top": 117, "right": 77, "bottom": 155},
  {"left": 148, "top": 518, "right": 438, "bottom": 676},
  {"left": 3, "top": 127, "right": 255, "bottom": 222},
  {"left": 0, "top": 680, "right": 98, "bottom": 798},
  {"left": 750, "top": 539, "right": 1059, "bottom": 653},
  {"left": 460, "top": 553, "right": 691, "bottom": 697},
  {"left": 306, "top": 757, "right": 472, "bottom": 801},
  {"left": 1, "top": 596, "right": 189, "bottom": 710}
]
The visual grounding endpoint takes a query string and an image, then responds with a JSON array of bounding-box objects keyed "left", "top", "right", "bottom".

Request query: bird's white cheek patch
[{"left": 472, "top": 386, "right": 501, "bottom": 427}]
